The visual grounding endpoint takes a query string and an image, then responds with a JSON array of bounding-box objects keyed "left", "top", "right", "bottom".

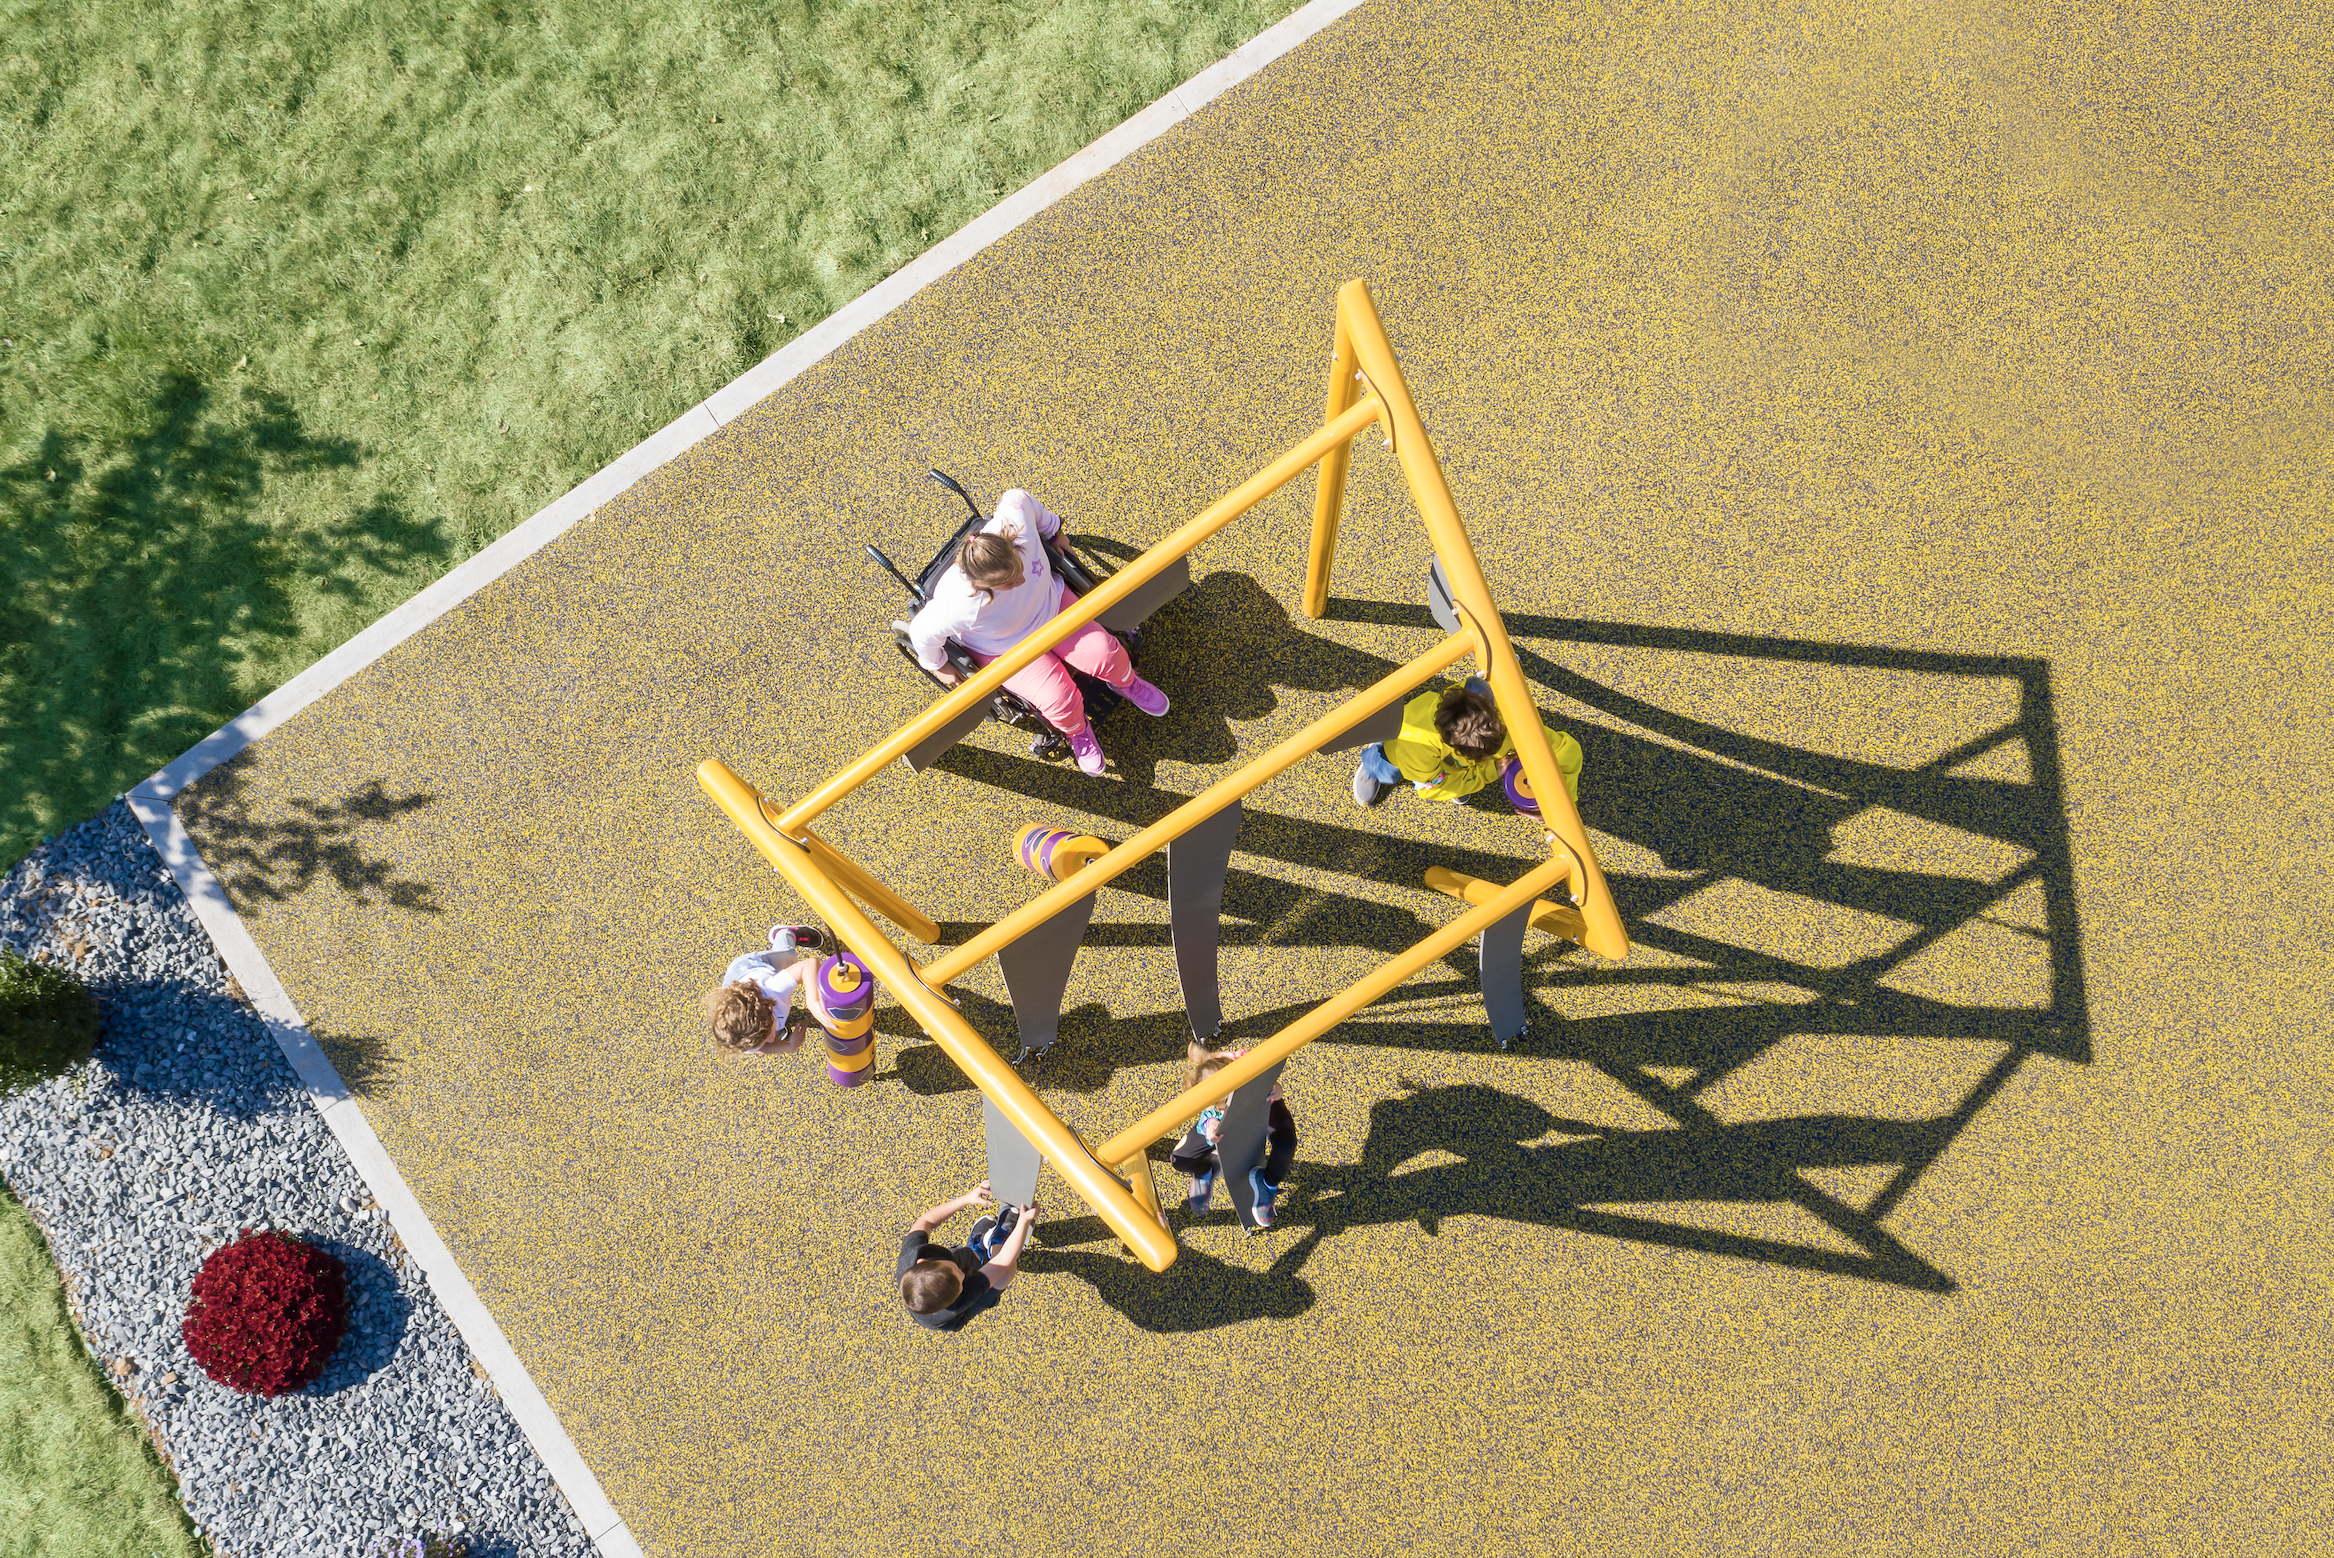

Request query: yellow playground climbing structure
[{"left": 698, "top": 279, "right": 1630, "bottom": 1272}]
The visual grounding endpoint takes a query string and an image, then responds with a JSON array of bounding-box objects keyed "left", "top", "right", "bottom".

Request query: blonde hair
[
  {"left": 1183, "top": 1049, "right": 1237, "bottom": 1110},
  {"left": 703, "top": 981, "right": 775, "bottom": 1052},
  {"left": 956, "top": 531, "right": 1022, "bottom": 595}
]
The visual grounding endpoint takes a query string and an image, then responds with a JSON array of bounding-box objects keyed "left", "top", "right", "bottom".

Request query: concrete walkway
[{"left": 177, "top": 1, "right": 2330, "bottom": 1552}]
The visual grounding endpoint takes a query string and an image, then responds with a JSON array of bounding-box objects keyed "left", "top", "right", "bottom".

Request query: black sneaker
[{"left": 1352, "top": 762, "right": 1392, "bottom": 808}]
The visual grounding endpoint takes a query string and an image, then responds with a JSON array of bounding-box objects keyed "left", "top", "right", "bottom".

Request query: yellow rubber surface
[{"left": 180, "top": 2, "right": 2332, "bottom": 1553}]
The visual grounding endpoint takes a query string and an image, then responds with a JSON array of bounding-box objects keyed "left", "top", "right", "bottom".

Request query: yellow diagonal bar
[
  {"left": 919, "top": 630, "right": 1475, "bottom": 989},
  {"left": 1092, "top": 851, "right": 1575, "bottom": 1166},
  {"left": 1333, "top": 278, "right": 1631, "bottom": 961},
  {"left": 698, "top": 757, "right": 1181, "bottom": 1273},
  {"left": 772, "top": 390, "right": 1386, "bottom": 836}
]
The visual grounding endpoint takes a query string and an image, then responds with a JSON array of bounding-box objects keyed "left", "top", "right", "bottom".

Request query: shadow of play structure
[
  {"left": 701, "top": 281, "right": 1624, "bottom": 1262},
  {"left": 699, "top": 282, "right": 2088, "bottom": 1287}
]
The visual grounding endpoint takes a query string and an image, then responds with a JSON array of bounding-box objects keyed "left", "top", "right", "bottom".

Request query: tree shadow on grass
[{"left": 0, "top": 372, "right": 449, "bottom": 868}]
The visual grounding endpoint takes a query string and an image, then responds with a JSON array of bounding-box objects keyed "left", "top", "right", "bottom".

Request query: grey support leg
[
  {"left": 1478, "top": 897, "right": 1534, "bottom": 1049},
  {"left": 1168, "top": 801, "right": 1242, "bottom": 1046},
  {"left": 995, "top": 891, "right": 1097, "bottom": 1060},
  {"left": 1428, "top": 554, "right": 1460, "bottom": 633},
  {"left": 1213, "top": 1060, "right": 1287, "bottom": 1232},
  {"left": 982, "top": 1095, "right": 1045, "bottom": 1208}
]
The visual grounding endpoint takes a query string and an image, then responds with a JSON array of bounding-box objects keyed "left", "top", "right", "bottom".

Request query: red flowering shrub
[{"left": 182, "top": 1231, "right": 349, "bottom": 1396}]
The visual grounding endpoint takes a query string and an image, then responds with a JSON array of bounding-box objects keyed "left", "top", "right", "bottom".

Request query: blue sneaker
[
  {"left": 1248, "top": 1168, "right": 1281, "bottom": 1227},
  {"left": 1187, "top": 1173, "right": 1215, "bottom": 1216}
]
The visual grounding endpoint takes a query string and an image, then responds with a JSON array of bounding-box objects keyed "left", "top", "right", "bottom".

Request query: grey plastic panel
[
  {"left": 982, "top": 1094, "right": 1045, "bottom": 1207},
  {"left": 1478, "top": 897, "right": 1534, "bottom": 1048},
  {"left": 1428, "top": 554, "right": 1460, "bottom": 633},
  {"left": 1317, "top": 694, "right": 1407, "bottom": 756},
  {"left": 1097, "top": 554, "right": 1193, "bottom": 633},
  {"left": 995, "top": 890, "right": 1098, "bottom": 1057},
  {"left": 901, "top": 694, "right": 997, "bottom": 773},
  {"left": 1168, "top": 801, "right": 1242, "bottom": 1045},
  {"left": 1215, "top": 1060, "right": 1287, "bottom": 1232}
]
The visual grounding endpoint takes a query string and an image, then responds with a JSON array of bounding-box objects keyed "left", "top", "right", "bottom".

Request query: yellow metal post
[
  {"left": 1333, "top": 278, "right": 1631, "bottom": 962},
  {"left": 1117, "top": 1152, "right": 1166, "bottom": 1253},
  {"left": 699, "top": 759, "right": 1183, "bottom": 1273},
  {"left": 769, "top": 813, "right": 940, "bottom": 945},
  {"left": 1303, "top": 314, "right": 1361, "bottom": 619}
]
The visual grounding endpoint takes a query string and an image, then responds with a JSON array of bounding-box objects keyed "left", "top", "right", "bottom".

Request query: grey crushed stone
[{"left": 0, "top": 802, "right": 596, "bottom": 1558}]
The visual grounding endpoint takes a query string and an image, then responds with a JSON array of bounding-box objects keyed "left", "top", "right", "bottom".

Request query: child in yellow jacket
[{"left": 1351, "top": 678, "right": 1582, "bottom": 808}]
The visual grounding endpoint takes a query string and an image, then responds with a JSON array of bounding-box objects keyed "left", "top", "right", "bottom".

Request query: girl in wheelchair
[{"left": 903, "top": 489, "right": 1168, "bottom": 775}]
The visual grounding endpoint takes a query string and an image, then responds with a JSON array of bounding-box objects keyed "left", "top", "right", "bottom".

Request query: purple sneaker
[
  {"left": 1123, "top": 676, "right": 1170, "bottom": 717},
  {"left": 1066, "top": 725, "right": 1108, "bottom": 776}
]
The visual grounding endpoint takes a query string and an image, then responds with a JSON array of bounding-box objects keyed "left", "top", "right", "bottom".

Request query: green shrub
[{"left": 0, "top": 949, "right": 100, "bottom": 1095}]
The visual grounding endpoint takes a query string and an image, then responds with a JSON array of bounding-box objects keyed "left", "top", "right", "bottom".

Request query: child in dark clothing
[
  {"left": 896, "top": 1179, "right": 1038, "bottom": 1331},
  {"left": 1169, "top": 1050, "right": 1298, "bottom": 1229}
]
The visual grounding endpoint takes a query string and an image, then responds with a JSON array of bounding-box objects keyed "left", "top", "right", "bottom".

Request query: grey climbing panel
[
  {"left": 1478, "top": 895, "right": 1534, "bottom": 1048},
  {"left": 982, "top": 1095, "right": 1045, "bottom": 1207},
  {"left": 1168, "top": 801, "right": 1242, "bottom": 1045},
  {"left": 995, "top": 890, "right": 1098, "bottom": 1058},
  {"left": 1318, "top": 691, "right": 1407, "bottom": 755},
  {"left": 1214, "top": 1060, "right": 1287, "bottom": 1232},
  {"left": 1428, "top": 554, "right": 1460, "bottom": 633}
]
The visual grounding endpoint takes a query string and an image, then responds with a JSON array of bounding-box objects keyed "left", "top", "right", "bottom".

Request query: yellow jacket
[{"left": 1383, "top": 689, "right": 1583, "bottom": 803}]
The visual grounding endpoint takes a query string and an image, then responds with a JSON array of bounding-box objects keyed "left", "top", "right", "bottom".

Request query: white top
[
  {"left": 723, "top": 951, "right": 806, "bottom": 1010},
  {"left": 905, "top": 489, "right": 1063, "bottom": 671}
]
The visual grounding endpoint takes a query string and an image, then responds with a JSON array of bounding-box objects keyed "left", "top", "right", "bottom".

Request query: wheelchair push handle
[
  {"left": 865, "top": 542, "right": 927, "bottom": 606},
  {"left": 925, "top": 467, "right": 984, "bottom": 524}
]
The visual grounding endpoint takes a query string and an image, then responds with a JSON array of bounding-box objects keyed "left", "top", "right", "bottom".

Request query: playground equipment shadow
[{"left": 857, "top": 597, "right": 2085, "bottom": 1305}]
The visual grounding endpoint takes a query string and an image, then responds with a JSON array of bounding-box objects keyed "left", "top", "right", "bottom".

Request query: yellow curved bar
[
  {"left": 1093, "top": 851, "right": 1573, "bottom": 1167},
  {"left": 1333, "top": 278, "right": 1630, "bottom": 962},
  {"left": 772, "top": 391, "right": 1386, "bottom": 837},
  {"left": 803, "top": 826, "right": 941, "bottom": 945},
  {"left": 698, "top": 758, "right": 1181, "bottom": 1272}
]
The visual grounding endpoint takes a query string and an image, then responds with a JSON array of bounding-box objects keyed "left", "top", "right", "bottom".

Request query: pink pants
[{"left": 974, "top": 584, "right": 1133, "bottom": 737}]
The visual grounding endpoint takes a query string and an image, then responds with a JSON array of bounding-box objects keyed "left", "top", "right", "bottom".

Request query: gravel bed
[{"left": 1, "top": 802, "right": 597, "bottom": 1558}]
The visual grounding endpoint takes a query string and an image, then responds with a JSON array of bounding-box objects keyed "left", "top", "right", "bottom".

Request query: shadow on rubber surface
[{"left": 944, "top": 592, "right": 2090, "bottom": 1316}]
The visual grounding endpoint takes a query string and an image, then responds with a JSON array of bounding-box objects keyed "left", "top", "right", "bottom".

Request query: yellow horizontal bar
[
  {"left": 1093, "top": 852, "right": 1573, "bottom": 1166},
  {"left": 698, "top": 758, "right": 1181, "bottom": 1272},
  {"left": 773, "top": 392, "right": 1387, "bottom": 836},
  {"left": 920, "top": 630, "right": 1475, "bottom": 989},
  {"left": 1334, "top": 279, "right": 1631, "bottom": 962},
  {"left": 792, "top": 820, "right": 940, "bottom": 945},
  {"left": 1423, "top": 864, "right": 1585, "bottom": 942}
]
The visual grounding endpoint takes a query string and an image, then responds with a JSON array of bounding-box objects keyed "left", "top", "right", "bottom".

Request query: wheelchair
[{"left": 866, "top": 470, "right": 1190, "bottom": 771}]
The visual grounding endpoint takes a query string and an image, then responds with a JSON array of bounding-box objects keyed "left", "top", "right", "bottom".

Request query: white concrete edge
[
  {"left": 139, "top": 0, "right": 1370, "bottom": 801},
  {"left": 121, "top": 2, "right": 1374, "bottom": 1550},
  {"left": 123, "top": 787, "right": 633, "bottom": 1555}
]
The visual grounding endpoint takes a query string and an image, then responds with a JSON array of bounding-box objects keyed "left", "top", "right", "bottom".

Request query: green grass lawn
[
  {"left": 0, "top": 0, "right": 1305, "bottom": 869},
  {"left": 0, "top": 1183, "right": 208, "bottom": 1558},
  {"left": 0, "top": 0, "right": 1306, "bottom": 1540}
]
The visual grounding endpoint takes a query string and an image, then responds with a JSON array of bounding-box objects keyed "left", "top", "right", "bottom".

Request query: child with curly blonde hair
[{"left": 702, "top": 924, "right": 827, "bottom": 1055}]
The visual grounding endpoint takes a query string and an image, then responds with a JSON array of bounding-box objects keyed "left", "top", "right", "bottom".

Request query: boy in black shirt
[{"left": 897, "top": 1179, "right": 1039, "bottom": 1330}]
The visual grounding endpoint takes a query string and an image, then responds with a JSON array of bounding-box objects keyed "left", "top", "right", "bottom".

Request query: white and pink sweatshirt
[{"left": 905, "top": 489, "right": 1064, "bottom": 672}]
